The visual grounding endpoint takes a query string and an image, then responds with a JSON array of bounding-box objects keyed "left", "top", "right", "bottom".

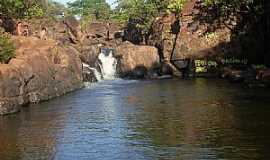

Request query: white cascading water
[
  {"left": 82, "top": 63, "right": 102, "bottom": 81},
  {"left": 98, "top": 50, "right": 117, "bottom": 80},
  {"left": 83, "top": 49, "right": 117, "bottom": 83}
]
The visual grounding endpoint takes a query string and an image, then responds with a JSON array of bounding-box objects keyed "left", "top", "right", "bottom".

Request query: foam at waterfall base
[{"left": 84, "top": 78, "right": 138, "bottom": 89}]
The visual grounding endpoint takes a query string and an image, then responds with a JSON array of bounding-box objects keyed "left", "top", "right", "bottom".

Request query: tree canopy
[
  {"left": 112, "top": 0, "right": 186, "bottom": 32},
  {"left": 67, "top": 0, "right": 111, "bottom": 20},
  {"left": 0, "top": 0, "right": 45, "bottom": 18},
  {"left": 197, "top": 0, "right": 264, "bottom": 33},
  {"left": 0, "top": 0, "right": 69, "bottom": 19}
]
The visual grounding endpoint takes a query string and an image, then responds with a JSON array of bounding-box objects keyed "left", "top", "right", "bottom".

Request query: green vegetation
[
  {"left": 0, "top": 33, "right": 15, "bottom": 64},
  {"left": 0, "top": 0, "right": 45, "bottom": 19},
  {"left": 63, "top": 0, "right": 187, "bottom": 34},
  {"left": 113, "top": 0, "right": 159, "bottom": 30},
  {"left": 68, "top": 0, "right": 111, "bottom": 20},
  {"left": 112, "top": 0, "right": 186, "bottom": 32},
  {"left": 199, "top": 0, "right": 263, "bottom": 32},
  {"left": 198, "top": 0, "right": 267, "bottom": 64},
  {"left": 46, "top": 1, "right": 69, "bottom": 18},
  {"left": 0, "top": 0, "right": 69, "bottom": 19},
  {"left": 167, "top": 0, "right": 186, "bottom": 14}
]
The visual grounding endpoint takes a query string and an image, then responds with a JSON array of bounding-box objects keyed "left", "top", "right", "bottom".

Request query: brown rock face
[
  {"left": 148, "top": 0, "right": 233, "bottom": 75},
  {"left": 148, "top": 14, "right": 178, "bottom": 62},
  {"left": 115, "top": 41, "right": 160, "bottom": 77},
  {"left": 79, "top": 45, "right": 100, "bottom": 66},
  {"left": 173, "top": 0, "right": 232, "bottom": 60},
  {"left": 0, "top": 37, "right": 83, "bottom": 115}
]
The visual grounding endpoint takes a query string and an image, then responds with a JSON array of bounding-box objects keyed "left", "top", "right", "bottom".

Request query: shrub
[
  {"left": 0, "top": 33, "right": 15, "bottom": 64},
  {"left": 167, "top": 0, "right": 186, "bottom": 14}
]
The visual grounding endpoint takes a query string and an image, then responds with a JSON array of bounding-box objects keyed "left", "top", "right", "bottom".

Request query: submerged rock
[{"left": 0, "top": 37, "right": 83, "bottom": 115}]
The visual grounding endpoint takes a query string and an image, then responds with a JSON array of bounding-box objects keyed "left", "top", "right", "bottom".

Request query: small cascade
[
  {"left": 98, "top": 49, "right": 117, "bottom": 80},
  {"left": 82, "top": 48, "right": 118, "bottom": 83},
  {"left": 82, "top": 63, "right": 102, "bottom": 81}
]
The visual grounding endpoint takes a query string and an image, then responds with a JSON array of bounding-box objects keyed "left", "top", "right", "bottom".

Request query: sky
[{"left": 54, "top": 0, "right": 116, "bottom": 7}]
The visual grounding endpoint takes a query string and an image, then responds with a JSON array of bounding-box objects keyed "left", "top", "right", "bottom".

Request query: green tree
[
  {"left": 0, "top": 0, "right": 46, "bottom": 19},
  {"left": 0, "top": 0, "right": 69, "bottom": 19},
  {"left": 199, "top": 0, "right": 263, "bottom": 31},
  {"left": 45, "top": 1, "right": 68, "bottom": 18},
  {"left": 68, "top": 0, "right": 111, "bottom": 20},
  {"left": 112, "top": 0, "right": 186, "bottom": 32},
  {"left": 114, "top": 0, "right": 158, "bottom": 30}
]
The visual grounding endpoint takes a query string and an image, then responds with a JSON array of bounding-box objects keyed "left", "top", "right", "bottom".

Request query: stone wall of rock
[{"left": 0, "top": 37, "right": 83, "bottom": 115}]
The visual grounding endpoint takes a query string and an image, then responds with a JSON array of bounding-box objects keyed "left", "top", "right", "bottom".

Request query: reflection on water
[{"left": 1, "top": 79, "right": 270, "bottom": 160}]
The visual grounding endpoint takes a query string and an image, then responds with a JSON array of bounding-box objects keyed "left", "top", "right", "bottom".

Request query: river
[{"left": 1, "top": 79, "right": 270, "bottom": 160}]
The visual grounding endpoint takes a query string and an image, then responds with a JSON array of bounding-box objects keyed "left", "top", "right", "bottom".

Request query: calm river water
[{"left": 1, "top": 79, "right": 270, "bottom": 160}]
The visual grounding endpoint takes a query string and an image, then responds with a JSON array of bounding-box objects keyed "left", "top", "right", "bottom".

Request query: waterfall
[
  {"left": 82, "top": 63, "right": 102, "bottom": 81},
  {"left": 83, "top": 48, "right": 117, "bottom": 83},
  {"left": 98, "top": 50, "right": 117, "bottom": 80}
]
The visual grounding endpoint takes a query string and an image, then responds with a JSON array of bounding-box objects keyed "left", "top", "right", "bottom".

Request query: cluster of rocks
[
  {"left": 0, "top": 16, "right": 168, "bottom": 115},
  {"left": 61, "top": 18, "right": 169, "bottom": 80}
]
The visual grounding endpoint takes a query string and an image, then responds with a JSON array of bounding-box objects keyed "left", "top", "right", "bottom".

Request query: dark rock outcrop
[
  {"left": 83, "top": 67, "right": 98, "bottom": 83},
  {"left": 123, "top": 19, "right": 144, "bottom": 45},
  {"left": 0, "top": 37, "right": 83, "bottom": 115}
]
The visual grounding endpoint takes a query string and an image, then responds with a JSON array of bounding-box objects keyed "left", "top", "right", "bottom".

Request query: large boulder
[
  {"left": 0, "top": 37, "right": 83, "bottom": 115},
  {"left": 115, "top": 41, "right": 160, "bottom": 78}
]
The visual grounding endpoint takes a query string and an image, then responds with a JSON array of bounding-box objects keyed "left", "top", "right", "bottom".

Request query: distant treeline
[{"left": 0, "top": 0, "right": 68, "bottom": 19}]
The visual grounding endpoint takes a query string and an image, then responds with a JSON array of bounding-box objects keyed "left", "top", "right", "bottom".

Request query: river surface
[{"left": 1, "top": 79, "right": 270, "bottom": 160}]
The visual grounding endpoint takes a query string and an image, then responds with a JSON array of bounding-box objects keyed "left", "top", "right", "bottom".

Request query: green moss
[{"left": 0, "top": 33, "right": 15, "bottom": 64}]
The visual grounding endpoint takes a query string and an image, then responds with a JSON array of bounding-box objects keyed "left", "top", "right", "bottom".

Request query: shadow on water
[{"left": 1, "top": 79, "right": 270, "bottom": 160}]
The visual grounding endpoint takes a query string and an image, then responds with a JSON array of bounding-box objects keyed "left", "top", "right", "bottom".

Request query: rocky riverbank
[
  {"left": 0, "top": 18, "right": 165, "bottom": 115},
  {"left": 0, "top": 36, "right": 83, "bottom": 115}
]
